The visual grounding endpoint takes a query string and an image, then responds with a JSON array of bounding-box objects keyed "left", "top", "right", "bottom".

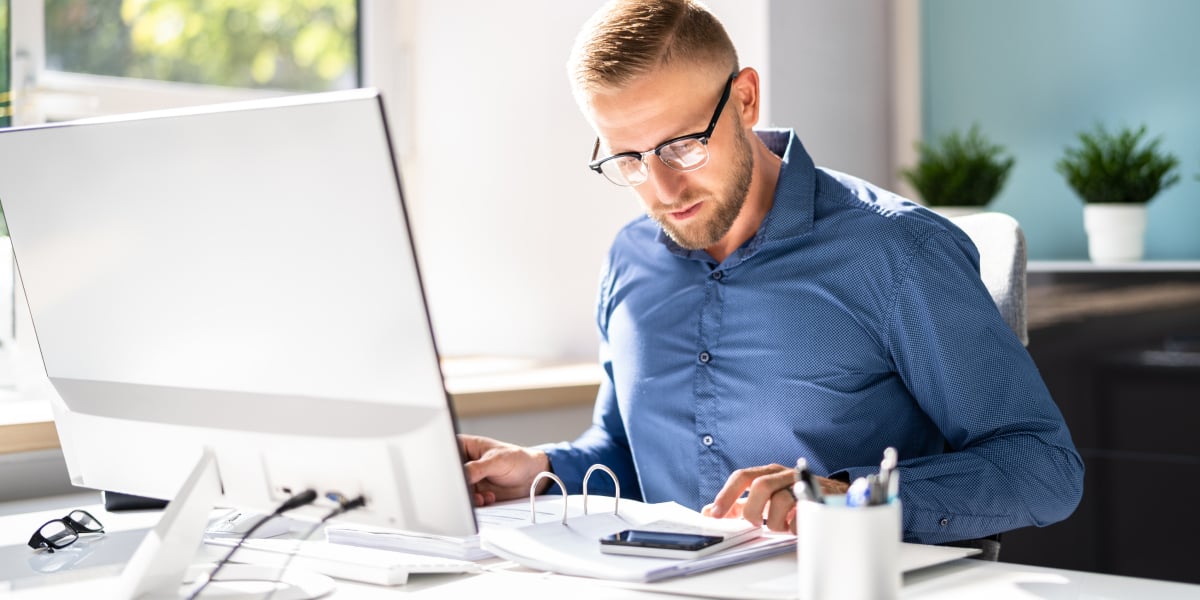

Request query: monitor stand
[{"left": 116, "top": 448, "right": 335, "bottom": 599}]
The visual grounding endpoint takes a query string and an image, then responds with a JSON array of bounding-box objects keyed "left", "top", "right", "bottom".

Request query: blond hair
[{"left": 568, "top": 0, "right": 739, "bottom": 98}]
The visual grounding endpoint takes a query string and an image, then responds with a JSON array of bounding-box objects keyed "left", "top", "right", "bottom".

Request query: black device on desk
[
  {"left": 102, "top": 492, "right": 168, "bottom": 512},
  {"left": 600, "top": 529, "right": 725, "bottom": 557}
]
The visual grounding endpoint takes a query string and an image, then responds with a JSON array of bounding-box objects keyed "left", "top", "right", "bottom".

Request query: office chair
[
  {"left": 938, "top": 212, "right": 1029, "bottom": 562},
  {"left": 951, "top": 212, "right": 1029, "bottom": 346}
]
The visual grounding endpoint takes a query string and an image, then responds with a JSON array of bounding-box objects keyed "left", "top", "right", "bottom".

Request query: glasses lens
[
  {"left": 37, "top": 521, "right": 79, "bottom": 549},
  {"left": 66, "top": 510, "right": 103, "bottom": 533},
  {"left": 658, "top": 138, "right": 709, "bottom": 172},
  {"left": 600, "top": 156, "right": 648, "bottom": 187}
]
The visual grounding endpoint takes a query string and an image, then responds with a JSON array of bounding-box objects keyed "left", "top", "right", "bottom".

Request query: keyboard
[{"left": 203, "top": 537, "right": 480, "bottom": 586}]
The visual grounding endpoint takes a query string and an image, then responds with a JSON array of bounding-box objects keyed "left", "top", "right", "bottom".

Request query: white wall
[
  {"left": 398, "top": 0, "right": 769, "bottom": 362},
  {"left": 766, "top": 0, "right": 915, "bottom": 193}
]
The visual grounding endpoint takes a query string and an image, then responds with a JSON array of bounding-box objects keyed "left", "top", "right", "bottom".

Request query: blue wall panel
[{"left": 923, "top": 0, "right": 1200, "bottom": 259}]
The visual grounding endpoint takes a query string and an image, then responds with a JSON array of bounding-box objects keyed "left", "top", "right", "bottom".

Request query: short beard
[{"left": 655, "top": 123, "right": 755, "bottom": 251}]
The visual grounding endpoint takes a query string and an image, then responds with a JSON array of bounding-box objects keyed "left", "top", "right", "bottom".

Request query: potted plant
[
  {"left": 1055, "top": 124, "right": 1180, "bottom": 263},
  {"left": 900, "top": 124, "right": 1016, "bottom": 218}
]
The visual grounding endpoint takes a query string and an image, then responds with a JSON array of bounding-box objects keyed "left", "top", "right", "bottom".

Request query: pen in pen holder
[{"left": 796, "top": 495, "right": 901, "bottom": 600}]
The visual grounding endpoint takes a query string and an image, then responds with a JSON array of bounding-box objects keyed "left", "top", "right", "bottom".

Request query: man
[{"left": 459, "top": 0, "right": 1083, "bottom": 545}]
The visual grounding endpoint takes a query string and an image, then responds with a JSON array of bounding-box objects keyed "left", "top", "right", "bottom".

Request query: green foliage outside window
[
  {"left": 2, "top": 0, "right": 11, "bottom": 129},
  {"left": 45, "top": 0, "right": 358, "bottom": 92}
]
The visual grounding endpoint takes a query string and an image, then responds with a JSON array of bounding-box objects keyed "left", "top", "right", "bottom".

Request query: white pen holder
[{"left": 796, "top": 497, "right": 901, "bottom": 600}]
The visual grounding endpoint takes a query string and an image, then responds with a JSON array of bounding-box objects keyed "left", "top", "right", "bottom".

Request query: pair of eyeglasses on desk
[{"left": 27, "top": 509, "right": 105, "bottom": 552}]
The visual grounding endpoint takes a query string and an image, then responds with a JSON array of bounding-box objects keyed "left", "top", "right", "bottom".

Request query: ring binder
[
  {"left": 528, "top": 460, "right": 624, "bottom": 523},
  {"left": 582, "top": 464, "right": 620, "bottom": 516},
  {"left": 529, "top": 472, "right": 568, "bottom": 524},
  {"left": 483, "top": 464, "right": 789, "bottom": 583}
]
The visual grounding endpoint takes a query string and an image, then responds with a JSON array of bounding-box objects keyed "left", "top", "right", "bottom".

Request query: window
[
  {"left": 45, "top": 0, "right": 357, "bottom": 93},
  {"left": 11, "top": 0, "right": 361, "bottom": 124}
]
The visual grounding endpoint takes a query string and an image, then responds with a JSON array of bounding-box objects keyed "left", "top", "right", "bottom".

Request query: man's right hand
[{"left": 458, "top": 433, "right": 552, "bottom": 506}]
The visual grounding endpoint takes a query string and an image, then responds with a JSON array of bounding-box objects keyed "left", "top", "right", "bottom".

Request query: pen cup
[{"left": 796, "top": 497, "right": 901, "bottom": 600}]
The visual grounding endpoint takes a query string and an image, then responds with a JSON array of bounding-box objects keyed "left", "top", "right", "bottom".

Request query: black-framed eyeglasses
[
  {"left": 588, "top": 72, "right": 738, "bottom": 187},
  {"left": 27, "top": 509, "right": 105, "bottom": 552}
]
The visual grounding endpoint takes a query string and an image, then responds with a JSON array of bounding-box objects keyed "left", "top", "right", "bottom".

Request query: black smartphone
[{"left": 599, "top": 529, "right": 725, "bottom": 557}]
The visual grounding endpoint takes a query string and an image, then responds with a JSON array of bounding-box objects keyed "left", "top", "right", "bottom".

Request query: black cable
[
  {"left": 187, "top": 489, "right": 318, "bottom": 600},
  {"left": 263, "top": 494, "right": 367, "bottom": 600}
]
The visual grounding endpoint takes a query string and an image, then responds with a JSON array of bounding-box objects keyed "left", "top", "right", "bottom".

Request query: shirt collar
[
  {"left": 657, "top": 128, "right": 817, "bottom": 262},
  {"left": 755, "top": 128, "right": 816, "bottom": 242}
]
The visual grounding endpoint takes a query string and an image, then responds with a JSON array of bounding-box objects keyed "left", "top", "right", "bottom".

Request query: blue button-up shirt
[{"left": 542, "top": 129, "right": 1083, "bottom": 544}]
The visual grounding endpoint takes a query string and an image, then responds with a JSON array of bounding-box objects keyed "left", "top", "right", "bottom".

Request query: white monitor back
[{"left": 0, "top": 89, "right": 476, "bottom": 536}]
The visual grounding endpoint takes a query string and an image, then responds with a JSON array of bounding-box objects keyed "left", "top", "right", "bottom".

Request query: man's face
[{"left": 585, "top": 66, "right": 754, "bottom": 251}]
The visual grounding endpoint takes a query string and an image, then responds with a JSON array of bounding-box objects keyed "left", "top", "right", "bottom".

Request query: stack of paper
[
  {"left": 324, "top": 496, "right": 593, "bottom": 561},
  {"left": 325, "top": 523, "right": 492, "bottom": 561}
]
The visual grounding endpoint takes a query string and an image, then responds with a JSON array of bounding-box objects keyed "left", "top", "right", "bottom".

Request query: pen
[
  {"left": 879, "top": 447, "right": 898, "bottom": 504},
  {"left": 846, "top": 476, "right": 871, "bottom": 508},
  {"left": 868, "top": 472, "right": 886, "bottom": 506},
  {"left": 794, "top": 458, "right": 823, "bottom": 503}
]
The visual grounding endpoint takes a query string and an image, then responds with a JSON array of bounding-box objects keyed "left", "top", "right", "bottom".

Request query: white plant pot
[{"left": 1083, "top": 204, "right": 1147, "bottom": 263}]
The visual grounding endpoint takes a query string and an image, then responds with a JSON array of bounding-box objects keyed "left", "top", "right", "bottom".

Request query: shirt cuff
[{"left": 533, "top": 441, "right": 575, "bottom": 496}]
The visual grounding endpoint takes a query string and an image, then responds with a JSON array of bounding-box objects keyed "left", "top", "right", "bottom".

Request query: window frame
[{"left": 9, "top": 0, "right": 403, "bottom": 125}]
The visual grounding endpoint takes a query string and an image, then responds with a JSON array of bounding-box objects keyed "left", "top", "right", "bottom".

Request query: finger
[
  {"left": 463, "top": 453, "right": 500, "bottom": 485},
  {"left": 457, "top": 434, "right": 491, "bottom": 460},
  {"left": 815, "top": 475, "right": 850, "bottom": 496},
  {"left": 700, "top": 503, "right": 714, "bottom": 517},
  {"left": 474, "top": 489, "right": 498, "bottom": 506},
  {"left": 722, "top": 498, "right": 748, "bottom": 519},
  {"left": 474, "top": 477, "right": 523, "bottom": 504},
  {"left": 764, "top": 488, "right": 794, "bottom": 532},
  {"left": 741, "top": 469, "right": 797, "bottom": 529},
  {"left": 709, "top": 464, "right": 791, "bottom": 518}
]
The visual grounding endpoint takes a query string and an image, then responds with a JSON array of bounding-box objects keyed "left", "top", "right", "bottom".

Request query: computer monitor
[{"left": 0, "top": 89, "right": 476, "bottom": 594}]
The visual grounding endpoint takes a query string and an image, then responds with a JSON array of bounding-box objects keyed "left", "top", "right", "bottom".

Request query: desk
[{"left": 3, "top": 495, "right": 1199, "bottom": 599}]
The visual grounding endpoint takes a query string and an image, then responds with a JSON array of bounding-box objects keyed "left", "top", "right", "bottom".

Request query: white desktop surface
[{"left": 3, "top": 495, "right": 1199, "bottom": 599}]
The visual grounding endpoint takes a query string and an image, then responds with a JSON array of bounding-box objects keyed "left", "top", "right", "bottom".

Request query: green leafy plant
[
  {"left": 1055, "top": 124, "right": 1180, "bottom": 204},
  {"left": 900, "top": 124, "right": 1016, "bottom": 207}
]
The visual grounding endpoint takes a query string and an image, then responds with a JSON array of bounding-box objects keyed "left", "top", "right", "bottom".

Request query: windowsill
[
  {"left": 0, "top": 392, "right": 58, "bottom": 455},
  {"left": 443, "top": 357, "right": 601, "bottom": 418},
  {"left": 0, "top": 358, "right": 602, "bottom": 455}
]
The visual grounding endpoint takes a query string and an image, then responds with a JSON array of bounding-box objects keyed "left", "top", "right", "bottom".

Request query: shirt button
[
  {"left": 701, "top": 435, "right": 714, "bottom": 446},
  {"left": 712, "top": 270, "right": 724, "bottom": 281},
  {"left": 698, "top": 351, "right": 711, "bottom": 364},
  {"left": 939, "top": 518, "right": 950, "bottom": 527}
]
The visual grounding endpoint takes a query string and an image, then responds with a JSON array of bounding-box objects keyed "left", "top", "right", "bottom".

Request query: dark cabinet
[{"left": 999, "top": 267, "right": 1200, "bottom": 584}]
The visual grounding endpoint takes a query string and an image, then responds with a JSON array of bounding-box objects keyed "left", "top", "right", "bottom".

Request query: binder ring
[
  {"left": 529, "top": 472, "right": 568, "bottom": 524},
  {"left": 582, "top": 464, "right": 620, "bottom": 516}
]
